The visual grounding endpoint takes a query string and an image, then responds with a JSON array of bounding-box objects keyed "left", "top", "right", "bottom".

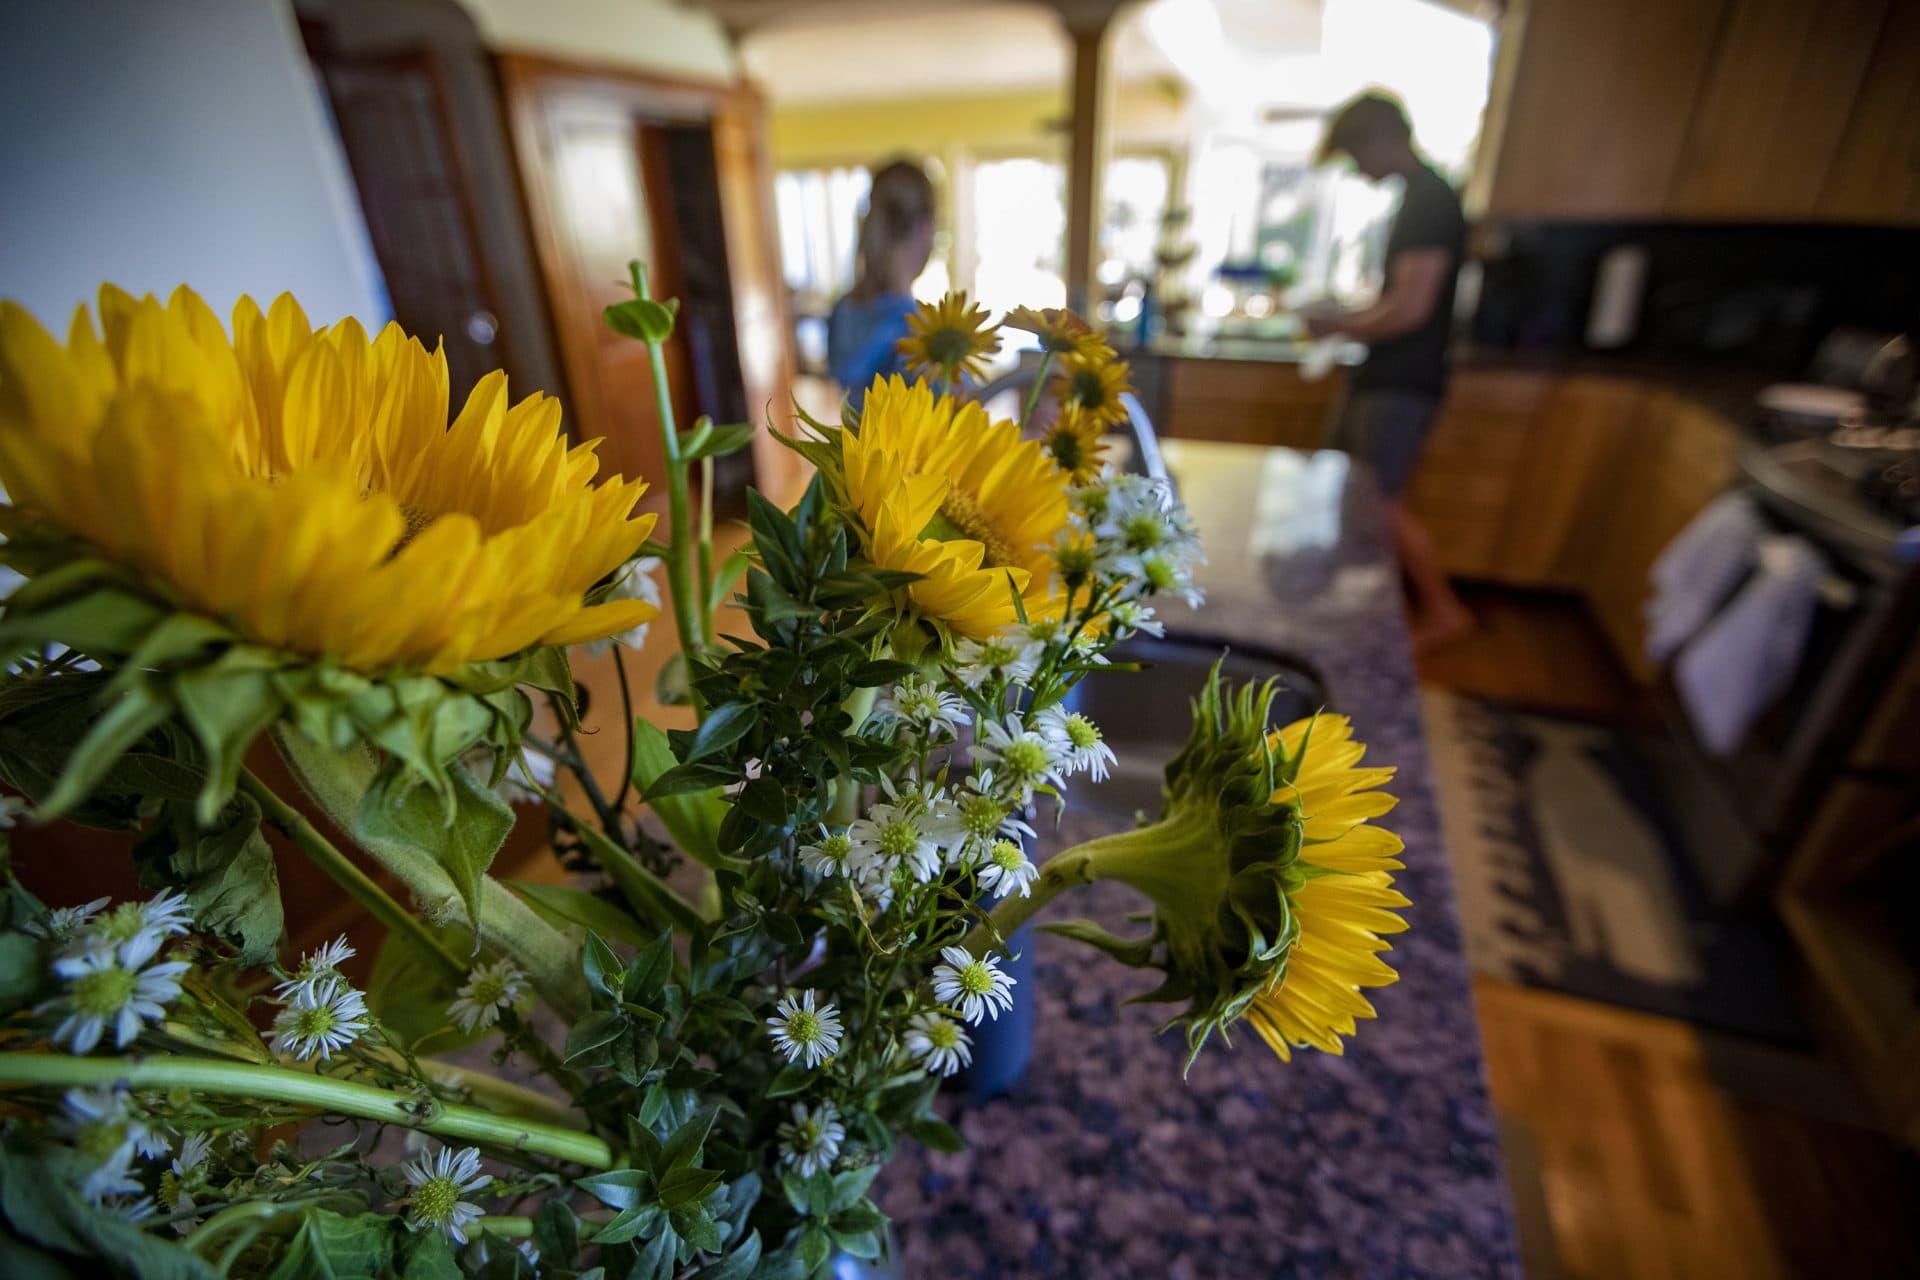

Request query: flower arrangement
[{"left": 0, "top": 273, "right": 1407, "bottom": 1277}]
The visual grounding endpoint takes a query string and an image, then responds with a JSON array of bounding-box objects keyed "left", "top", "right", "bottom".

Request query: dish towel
[
  {"left": 1673, "top": 535, "right": 1826, "bottom": 754},
  {"left": 1644, "top": 492, "right": 1766, "bottom": 664}
]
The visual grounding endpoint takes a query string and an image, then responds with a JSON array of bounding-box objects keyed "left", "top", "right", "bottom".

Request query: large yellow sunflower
[
  {"left": 896, "top": 291, "right": 1001, "bottom": 384},
  {"left": 0, "top": 285, "right": 656, "bottom": 675},
  {"left": 1246, "top": 714, "right": 1408, "bottom": 1061},
  {"left": 841, "top": 375, "right": 1069, "bottom": 638},
  {"left": 1040, "top": 405, "right": 1110, "bottom": 485},
  {"left": 1055, "top": 350, "right": 1133, "bottom": 429}
]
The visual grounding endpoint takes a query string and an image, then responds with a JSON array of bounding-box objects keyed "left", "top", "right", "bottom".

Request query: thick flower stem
[
  {"left": 239, "top": 768, "right": 465, "bottom": 979},
  {"left": 1018, "top": 350, "right": 1056, "bottom": 433},
  {"left": 969, "top": 846, "right": 1097, "bottom": 953},
  {"left": 0, "top": 1053, "right": 613, "bottom": 1168},
  {"left": 631, "top": 261, "right": 707, "bottom": 701}
]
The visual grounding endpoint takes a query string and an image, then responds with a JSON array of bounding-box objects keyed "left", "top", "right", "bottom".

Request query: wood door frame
[{"left": 497, "top": 52, "right": 797, "bottom": 496}]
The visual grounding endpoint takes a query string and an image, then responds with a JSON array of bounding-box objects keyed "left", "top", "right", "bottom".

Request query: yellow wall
[{"left": 455, "top": 0, "right": 737, "bottom": 80}]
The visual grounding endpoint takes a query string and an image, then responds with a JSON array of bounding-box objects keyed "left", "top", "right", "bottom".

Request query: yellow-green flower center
[
  {"left": 97, "top": 903, "right": 146, "bottom": 944},
  {"left": 75, "top": 1122, "right": 128, "bottom": 1165},
  {"left": 924, "top": 1019, "right": 961, "bottom": 1049},
  {"left": 923, "top": 488, "right": 1018, "bottom": 569},
  {"left": 960, "top": 795, "right": 1006, "bottom": 839},
  {"left": 1121, "top": 512, "right": 1164, "bottom": 550},
  {"left": 956, "top": 962, "right": 995, "bottom": 997},
  {"left": 293, "top": 1004, "right": 340, "bottom": 1039},
  {"left": 412, "top": 1175, "right": 460, "bottom": 1225},
  {"left": 786, "top": 1010, "right": 822, "bottom": 1045},
  {"left": 817, "top": 834, "right": 852, "bottom": 863},
  {"left": 73, "top": 966, "right": 137, "bottom": 1016},
  {"left": 990, "top": 841, "right": 1024, "bottom": 872},
  {"left": 469, "top": 975, "right": 507, "bottom": 1007},
  {"left": 1063, "top": 715, "right": 1100, "bottom": 750},
  {"left": 1001, "top": 739, "right": 1049, "bottom": 778},
  {"left": 1143, "top": 556, "right": 1177, "bottom": 591},
  {"left": 878, "top": 819, "right": 920, "bottom": 860}
]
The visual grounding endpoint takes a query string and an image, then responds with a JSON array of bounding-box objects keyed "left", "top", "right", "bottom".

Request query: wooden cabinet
[
  {"left": 1818, "top": 0, "right": 1920, "bottom": 225},
  {"left": 1404, "top": 371, "right": 1552, "bottom": 577},
  {"left": 1158, "top": 356, "right": 1342, "bottom": 449}
]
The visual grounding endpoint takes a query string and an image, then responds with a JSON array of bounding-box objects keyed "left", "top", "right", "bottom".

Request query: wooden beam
[{"left": 1060, "top": 9, "right": 1112, "bottom": 315}]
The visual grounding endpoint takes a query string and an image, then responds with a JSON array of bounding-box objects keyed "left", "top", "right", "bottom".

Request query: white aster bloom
[
  {"left": 949, "top": 631, "right": 1043, "bottom": 689},
  {"left": 25, "top": 896, "right": 109, "bottom": 944},
  {"left": 44, "top": 942, "right": 191, "bottom": 1055},
  {"left": 767, "top": 990, "right": 844, "bottom": 1069},
  {"left": 977, "top": 839, "right": 1040, "bottom": 899},
  {"left": 969, "top": 715, "right": 1067, "bottom": 805},
  {"left": 903, "top": 1011, "right": 973, "bottom": 1077},
  {"left": 270, "top": 973, "right": 371, "bottom": 1062},
  {"left": 581, "top": 557, "right": 663, "bottom": 656},
  {"left": 1035, "top": 706, "right": 1116, "bottom": 782},
  {"left": 1116, "top": 546, "right": 1205, "bottom": 608},
  {"left": 847, "top": 800, "right": 950, "bottom": 884},
  {"left": 951, "top": 771, "right": 1035, "bottom": 866},
  {"left": 61, "top": 890, "right": 194, "bottom": 964},
  {"left": 778, "top": 1102, "right": 845, "bottom": 1177},
  {"left": 57, "top": 1086, "right": 154, "bottom": 1203},
  {"left": 273, "top": 934, "right": 356, "bottom": 1001},
  {"left": 160, "top": 1131, "right": 214, "bottom": 1228},
  {"left": 397, "top": 1145, "right": 492, "bottom": 1245},
  {"left": 873, "top": 677, "right": 966, "bottom": 740},
  {"left": 1105, "top": 599, "right": 1163, "bottom": 637},
  {"left": 798, "top": 825, "right": 861, "bottom": 879},
  {"left": 448, "top": 958, "right": 530, "bottom": 1033},
  {"left": 931, "top": 945, "right": 1018, "bottom": 1024}
]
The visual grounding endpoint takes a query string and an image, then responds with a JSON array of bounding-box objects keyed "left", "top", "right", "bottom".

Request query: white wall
[
  {"left": 0, "top": 0, "right": 386, "bottom": 331},
  {"left": 456, "top": 0, "right": 737, "bottom": 80}
]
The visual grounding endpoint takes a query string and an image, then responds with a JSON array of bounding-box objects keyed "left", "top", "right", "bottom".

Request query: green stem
[
  {"left": 610, "top": 648, "right": 638, "bottom": 820},
  {"left": 0, "top": 1053, "right": 613, "bottom": 1167},
  {"left": 1018, "top": 349, "right": 1056, "bottom": 433},
  {"left": 630, "top": 261, "right": 705, "bottom": 710},
  {"left": 697, "top": 454, "right": 716, "bottom": 650},
  {"left": 476, "top": 1215, "right": 535, "bottom": 1238},
  {"left": 969, "top": 844, "right": 1096, "bottom": 953},
  {"left": 238, "top": 769, "right": 464, "bottom": 981}
]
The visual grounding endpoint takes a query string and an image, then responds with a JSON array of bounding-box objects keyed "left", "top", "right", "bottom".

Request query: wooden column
[{"left": 1053, "top": 2, "right": 1120, "bottom": 316}]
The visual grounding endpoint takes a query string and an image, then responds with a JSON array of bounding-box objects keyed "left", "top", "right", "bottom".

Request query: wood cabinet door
[
  {"left": 1479, "top": 0, "right": 1727, "bottom": 218},
  {"left": 1819, "top": 0, "right": 1920, "bottom": 225},
  {"left": 1495, "top": 376, "right": 1645, "bottom": 588},
  {"left": 1669, "top": 0, "right": 1887, "bottom": 219},
  {"left": 1404, "top": 370, "right": 1550, "bottom": 578}
]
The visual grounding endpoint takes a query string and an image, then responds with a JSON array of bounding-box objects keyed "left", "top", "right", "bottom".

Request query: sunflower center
[
  {"left": 926, "top": 328, "right": 976, "bottom": 369},
  {"left": 1048, "top": 430, "right": 1085, "bottom": 472},
  {"left": 412, "top": 1175, "right": 459, "bottom": 1224},
  {"left": 922, "top": 489, "right": 1018, "bottom": 569},
  {"left": 1069, "top": 369, "right": 1108, "bottom": 408},
  {"left": 73, "top": 967, "right": 137, "bottom": 1016},
  {"left": 393, "top": 503, "right": 441, "bottom": 554}
]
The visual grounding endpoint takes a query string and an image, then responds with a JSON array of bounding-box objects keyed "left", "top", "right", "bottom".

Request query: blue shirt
[{"left": 827, "top": 291, "right": 915, "bottom": 405}]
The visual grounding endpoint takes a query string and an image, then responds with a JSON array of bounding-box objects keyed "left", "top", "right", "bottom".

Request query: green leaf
[
  {"left": 582, "top": 931, "right": 624, "bottom": 999},
  {"left": 172, "top": 656, "right": 283, "bottom": 825},
  {"left": 508, "top": 879, "right": 655, "bottom": 949},
  {"left": 631, "top": 721, "right": 726, "bottom": 868},
  {"left": 908, "top": 1116, "right": 965, "bottom": 1153},
  {"left": 36, "top": 678, "right": 170, "bottom": 820},
  {"left": 578, "top": 1167, "right": 654, "bottom": 1212},
  {"left": 397, "top": 1228, "right": 460, "bottom": 1280},
  {"left": 662, "top": 1109, "right": 717, "bottom": 1171},
  {"left": 604, "top": 297, "right": 680, "bottom": 343},
  {"left": 655, "top": 650, "right": 692, "bottom": 708},
  {"left": 682, "top": 421, "right": 756, "bottom": 461},
  {"left": 0, "top": 934, "right": 41, "bottom": 1005},
  {"left": 829, "top": 1167, "right": 883, "bottom": 1213},
  {"left": 677, "top": 1207, "right": 723, "bottom": 1253},
  {"left": 366, "top": 922, "right": 480, "bottom": 1053},
  {"left": 566, "top": 815, "right": 704, "bottom": 936},
  {"left": 765, "top": 1062, "right": 813, "bottom": 1098},
  {"left": 531, "top": 1200, "right": 580, "bottom": 1271},
  {"left": 592, "top": 1202, "right": 662, "bottom": 1246},
  {"left": 707, "top": 548, "right": 752, "bottom": 614},
  {"left": 623, "top": 931, "right": 675, "bottom": 1005},
  {"left": 0, "top": 1141, "right": 218, "bottom": 1279},
  {"left": 830, "top": 1200, "right": 886, "bottom": 1236},
  {"left": 627, "top": 1221, "right": 679, "bottom": 1280},
  {"left": 1040, "top": 918, "right": 1157, "bottom": 967},
  {"left": 798, "top": 1225, "right": 832, "bottom": 1271},
  {"left": 692, "top": 1229, "right": 761, "bottom": 1280},
  {"left": 564, "top": 1009, "right": 628, "bottom": 1062},
  {"left": 354, "top": 758, "right": 512, "bottom": 933},
  {"left": 266, "top": 1210, "right": 395, "bottom": 1280},
  {"left": 657, "top": 1165, "right": 722, "bottom": 1210},
  {"left": 133, "top": 794, "right": 284, "bottom": 963},
  {"left": 684, "top": 703, "right": 755, "bottom": 762},
  {"left": 832, "top": 1229, "right": 881, "bottom": 1261}
]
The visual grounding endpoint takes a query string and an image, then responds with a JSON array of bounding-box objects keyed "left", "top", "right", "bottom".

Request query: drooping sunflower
[
  {"left": 841, "top": 375, "right": 1070, "bottom": 638},
  {"left": 897, "top": 291, "right": 1001, "bottom": 384},
  {"left": 1040, "top": 405, "right": 1110, "bottom": 485},
  {"left": 0, "top": 285, "right": 656, "bottom": 674},
  {"left": 1002, "top": 306, "right": 1111, "bottom": 361},
  {"left": 1055, "top": 349, "right": 1133, "bottom": 429},
  {"left": 1244, "top": 714, "right": 1407, "bottom": 1062}
]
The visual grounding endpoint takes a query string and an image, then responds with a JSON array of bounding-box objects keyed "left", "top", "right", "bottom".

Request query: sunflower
[
  {"left": 1002, "top": 306, "right": 1111, "bottom": 360},
  {"left": 0, "top": 285, "right": 657, "bottom": 675},
  {"left": 1055, "top": 350, "right": 1133, "bottom": 429},
  {"left": 841, "top": 375, "right": 1069, "bottom": 638},
  {"left": 897, "top": 291, "right": 1001, "bottom": 384},
  {"left": 1040, "top": 405, "right": 1109, "bottom": 485},
  {"left": 1245, "top": 714, "right": 1407, "bottom": 1062}
]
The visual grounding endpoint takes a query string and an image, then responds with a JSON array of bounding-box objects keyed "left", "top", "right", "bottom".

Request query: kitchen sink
[{"left": 1060, "top": 634, "right": 1328, "bottom": 819}]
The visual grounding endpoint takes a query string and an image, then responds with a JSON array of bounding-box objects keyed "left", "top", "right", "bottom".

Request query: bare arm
[{"left": 1305, "top": 247, "right": 1451, "bottom": 342}]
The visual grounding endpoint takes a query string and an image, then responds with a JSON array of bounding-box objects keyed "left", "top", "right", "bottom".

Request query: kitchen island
[{"left": 878, "top": 441, "right": 1521, "bottom": 1278}]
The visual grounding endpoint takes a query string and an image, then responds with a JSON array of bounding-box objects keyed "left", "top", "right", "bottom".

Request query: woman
[{"left": 828, "top": 159, "right": 935, "bottom": 402}]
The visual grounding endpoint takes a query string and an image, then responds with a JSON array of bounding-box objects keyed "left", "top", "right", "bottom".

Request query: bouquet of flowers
[{"left": 0, "top": 274, "right": 1408, "bottom": 1277}]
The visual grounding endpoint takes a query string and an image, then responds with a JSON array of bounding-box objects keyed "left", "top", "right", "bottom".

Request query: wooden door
[
  {"left": 499, "top": 55, "right": 795, "bottom": 505},
  {"left": 1818, "top": 0, "right": 1920, "bottom": 225},
  {"left": 309, "top": 46, "right": 516, "bottom": 397}
]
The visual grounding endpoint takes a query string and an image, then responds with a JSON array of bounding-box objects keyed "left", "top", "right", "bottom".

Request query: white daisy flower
[
  {"left": 798, "top": 826, "right": 861, "bottom": 879},
  {"left": 44, "top": 942, "right": 191, "bottom": 1055},
  {"left": 951, "top": 771, "right": 1035, "bottom": 866},
  {"left": 61, "top": 891, "right": 194, "bottom": 964},
  {"left": 447, "top": 958, "right": 529, "bottom": 1034},
  {"left": 777, "top": 1102, "right": 845, "bottom": 1177},
  {"left": 1009, "top": 616, "right": 1068, "bottom": 649},
  {"left": 270, "top": 973, "right": 371, "bottom": 1061},
  {"left": 56, "top": 1086, "right": 153, "bottom": 1203},
  {"left": 977, "top": 839, "right": 1040, "bottom": 899},
  {"left": 949, "top": 631, "right": 1043, "bottom": 689},
  {"left": 160, "top": 1131, "right": 214, "bottom": 1228},
  {"left": 1116, "top": 547, "right": 1204, "bottom": 607},
  {"left": 902, "top": 1011, "right": 973, "bottom": 1077},
  {"left": 1035, "top": 706, "right": 1116, "bottom": 782},
  {"left": 931, "top": 945, "right": 1018, "bottom": 1024},
  {"left": 25, "top": 896, "right": 109, "bottom": 944},
  {"left": 873, "top": 678, "right": 966, "bottom": 740},
  {"left": 847, "top": 801, "right": 949, "bottom": 884},
  {"left": 1105, "top": 599, "right": 1163, "bottom": 637},
  {"left": 969, "top": 715, "right": 1067, "bottom": 805},
  {"left": 273, "top": 934, "right": 356, "bottom": 1001},
  {"left": 581, "top": 557, "right": 663, "bottom": 656},
  {"left": 397, "top": 1145, "right": 492, "bottom": 1245},
  {"left": 766, "top": 990, "right": 843, "bottom": 1069}
]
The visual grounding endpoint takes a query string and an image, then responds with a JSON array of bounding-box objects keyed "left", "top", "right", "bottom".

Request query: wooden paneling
[
  {"left": 1481, "top": 0, "right": 1728, "bottom": 218},
  {"left": 1671, "top": 0, "right": 1888, "bottom": 219},
  {"left": 1497, "top": 377, "right": 1646, "bottom": 588},
  {"left": 1405, "top": 370, "right": 1552, "bottom": 577},
  {"left": 1160, "top": 357, "right": 1342, "bottom": 449},
  {"left": 1818, "top": 0, "right": 1920, "bottom": 225}
]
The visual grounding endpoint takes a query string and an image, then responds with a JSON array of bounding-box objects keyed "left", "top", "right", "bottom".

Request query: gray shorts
[{"left": 1326, "top": 389, "right": 1439, "bottom": 497}]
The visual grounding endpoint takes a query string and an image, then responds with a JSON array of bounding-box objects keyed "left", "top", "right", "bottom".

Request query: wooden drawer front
[{"left": 1163, "top": 358, "right": 1341, "bottom": 448}]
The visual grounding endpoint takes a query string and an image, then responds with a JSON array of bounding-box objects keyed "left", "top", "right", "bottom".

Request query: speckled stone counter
[{"left": 877, "top": 442, "right": 1521, "bottom": 1279}]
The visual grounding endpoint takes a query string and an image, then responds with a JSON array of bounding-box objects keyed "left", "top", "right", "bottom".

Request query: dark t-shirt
[{"left": 1351, "top": 163, "right": 1465, "bottom": 397}]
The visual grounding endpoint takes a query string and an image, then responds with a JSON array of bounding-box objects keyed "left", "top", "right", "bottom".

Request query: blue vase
[{"left": 948, "top": 923, "right": 1035, "bottom": 1099}]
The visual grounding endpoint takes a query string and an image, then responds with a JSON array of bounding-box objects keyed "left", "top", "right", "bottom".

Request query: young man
[{"left": 1305, "top": 91, "right": 1472, "bottom": 648}]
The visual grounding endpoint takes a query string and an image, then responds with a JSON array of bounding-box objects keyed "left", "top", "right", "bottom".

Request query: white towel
[
  {"left": 1644, "top": 492, "right": 1766, "bottom": 664},
  {"left": 1672, "top": 535, "right": 1826, "bottom": 754}
]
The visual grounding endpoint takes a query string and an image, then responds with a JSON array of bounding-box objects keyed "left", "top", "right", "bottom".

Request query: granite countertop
[{"left": 879, "top": 442, "right": 1520, "bottom": 1278}]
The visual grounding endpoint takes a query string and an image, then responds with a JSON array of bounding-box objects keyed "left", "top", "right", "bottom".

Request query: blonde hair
[{"left": 852, "top": 159, "right": 935, "bottom": 303}]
